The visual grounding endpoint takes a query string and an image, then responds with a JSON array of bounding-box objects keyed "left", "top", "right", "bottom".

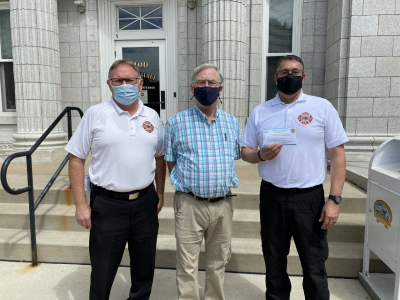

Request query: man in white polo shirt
[
  {"left": 66, "top": 60, "right": 165, "bottom": 300},
  {"left": 240, "top": 55, "right": 348, "bottom": 300}
]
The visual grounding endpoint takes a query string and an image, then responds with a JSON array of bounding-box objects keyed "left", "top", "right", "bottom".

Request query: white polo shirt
[
  {"left": 240, "top": 92, "right": 348, "bottom": 188},
  {"left": 65, "top": 98, "right": 164, "bottom": 192}
]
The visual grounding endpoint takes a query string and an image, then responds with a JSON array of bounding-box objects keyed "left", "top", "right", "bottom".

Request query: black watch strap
[
  {"left": 258, "top": 150, "right": 265, "bottom": 161},
  {"left": 328, "top": 195, "right": 342, "bottom": 204}
]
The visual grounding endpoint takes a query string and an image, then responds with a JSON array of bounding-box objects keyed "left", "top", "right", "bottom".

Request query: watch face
[{"left": 329, "top": 195, "right": 342, "bottom": 204}]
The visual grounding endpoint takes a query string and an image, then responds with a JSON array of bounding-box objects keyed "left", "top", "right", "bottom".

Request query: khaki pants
[{"left": 174, "top": 191, "right": 234, "bottom": 300}]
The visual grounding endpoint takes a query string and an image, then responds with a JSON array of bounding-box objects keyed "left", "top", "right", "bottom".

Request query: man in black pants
[
  {"left": 66, "top": 59, "right": 165, "bottom": 300},
  {"left": 240, "top": 55, "right": 348, "bottom": 299}
]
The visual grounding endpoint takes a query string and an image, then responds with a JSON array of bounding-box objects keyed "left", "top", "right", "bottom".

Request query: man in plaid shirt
[{"left": 164, "top": 63, "right": 240, "bottom": 300}]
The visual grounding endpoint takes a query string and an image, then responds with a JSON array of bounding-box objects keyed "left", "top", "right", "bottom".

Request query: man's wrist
[
  {"left": 257, "top": 150, "right": 266, "bottom": 161},
  {"left": 328, "top": 195, "right": 342, "bottom": 204}
]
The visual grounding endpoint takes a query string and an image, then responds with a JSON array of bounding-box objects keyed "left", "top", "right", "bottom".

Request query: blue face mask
[
  {"left": 112, "top": 84, "right": 139, "bottom": 105},
  {"left": 193, "top": 87, "right": 220, "bottom": 106}
]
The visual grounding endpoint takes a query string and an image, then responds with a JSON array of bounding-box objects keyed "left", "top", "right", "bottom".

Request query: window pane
[
  {"left": 0, "top": 10, "right": 13, "bottom": 59},
  {"left": 141, "top": 20, "right": 158, "bottom": 30},
  {"left": 119, "top": 19, "right": 139, "bottom": 30},
  {"left": 144, "top": 7, "right": 162, "bottom": 18},
  {"left": 269, "top": 0, "right": 293, "bottom": 53},
  {"left": 266, "top": 57, "right": 281, "bottom": 101},
  {"left": 1, "top": 62, "right": 15, "bottom": 110},
  {"left": 119, "top": 7, "right": 139, "bottom": 18},
  {"left": 119, "top": 6, "right": 163, "bottom": 30},
  {"left": 124, "top": 21, "right": 140, "bottom": 30},
  {"left": 142, "top": 18, "right": 162, "bottom": 29},
  {"left": 141, "top": 7, "right": 162, "bottom": 17}
]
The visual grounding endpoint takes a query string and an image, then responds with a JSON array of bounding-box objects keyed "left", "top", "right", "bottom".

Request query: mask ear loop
[
  {"left": 219, "top": 96, "right": 222, "bottom": 104},
  {"left": 190, "top": 95, "right": 195, "bottom": 101}
]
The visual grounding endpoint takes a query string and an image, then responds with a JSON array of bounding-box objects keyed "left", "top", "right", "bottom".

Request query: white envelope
[
  {"left": 84, "top": 174, "right": 91, "bottom": 195},
  {"left": 262, "top": 127, "right": 297, "bottom": 146}
]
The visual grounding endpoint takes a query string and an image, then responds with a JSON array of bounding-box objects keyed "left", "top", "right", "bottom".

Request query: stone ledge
[{"left": 0, "top": 148, "right": 68, "bottom": 163}]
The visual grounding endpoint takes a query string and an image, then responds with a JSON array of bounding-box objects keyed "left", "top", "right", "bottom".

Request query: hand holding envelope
[
  {"left": 258, "top": 127, "right": 297, "bottom": 161},
  {"left": 259, "top": 143, "right": 283, "bottom": 160}
]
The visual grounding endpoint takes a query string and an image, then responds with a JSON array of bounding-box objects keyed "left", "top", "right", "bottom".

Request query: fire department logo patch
[
  {"left": 298, "top": 112, "right": 313, "bottom": 125},
  {"left": 142, "top": 121, "right": 154, "bottom": 133}
]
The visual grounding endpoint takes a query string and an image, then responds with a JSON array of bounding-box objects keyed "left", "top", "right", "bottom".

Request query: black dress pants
[
  {"left": 259, "top": 180, "right": 329, "bottom": 300},
  {"left": 89, "top": 184, "right": 159, "bottom": 300}
]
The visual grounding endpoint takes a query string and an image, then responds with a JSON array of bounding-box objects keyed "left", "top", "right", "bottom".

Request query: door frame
[
  {"left": 116, "top": 40, "right": 167, "bottom": 123},
  {"left": 98, "top": 0, "right": 178, "bottom": 120}
]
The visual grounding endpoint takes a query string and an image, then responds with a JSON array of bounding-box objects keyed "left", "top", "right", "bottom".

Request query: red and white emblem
[
  {"left": 142, "top": 121, "right": 154, "bottom": 133},
  {"left": 298, "top": 112, "right": 313, "bottom": 125}
]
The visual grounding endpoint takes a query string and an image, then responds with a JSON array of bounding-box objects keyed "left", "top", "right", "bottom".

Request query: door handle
[{"left": 161, "top": 91, "right": 165, "bottom": 109}]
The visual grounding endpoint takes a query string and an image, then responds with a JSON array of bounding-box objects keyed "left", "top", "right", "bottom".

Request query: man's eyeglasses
[
  {"left": 277, "top": 69, "right": 303, "bottom": 77},
  {"left": 193, "top": 80, "right": 221, "bottom": 88},
  {"left": 109, "top": 77, "right": 140, "bottom": 86}
]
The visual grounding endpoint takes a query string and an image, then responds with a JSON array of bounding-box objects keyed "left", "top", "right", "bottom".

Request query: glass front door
[{"left": 116, "top": 40, "right": 166, "bottom": 123}]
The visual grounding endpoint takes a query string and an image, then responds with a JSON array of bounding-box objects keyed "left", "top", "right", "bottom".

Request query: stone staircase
[{"left": 0, "top": 157, "right": 391, "bottom": 277}]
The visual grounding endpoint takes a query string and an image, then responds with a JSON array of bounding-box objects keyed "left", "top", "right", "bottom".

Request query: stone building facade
[{"left": 0, "top": 0, "right": 399, "bottom": 162}]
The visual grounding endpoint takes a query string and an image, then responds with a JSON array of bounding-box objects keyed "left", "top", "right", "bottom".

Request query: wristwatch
[{"left": 328, "top": 195, "right": 342, "bottom": 204}]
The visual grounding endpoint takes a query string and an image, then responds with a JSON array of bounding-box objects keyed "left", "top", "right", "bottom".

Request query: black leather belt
[
  {"left": 186, "top": 191, "right": 236, "bottom": 203},
  {"left": 262, "top": 180, "right": 321, "bottom": 193},
  {"left": 90, "top": 183, "right": 153, "bottom": 200}
]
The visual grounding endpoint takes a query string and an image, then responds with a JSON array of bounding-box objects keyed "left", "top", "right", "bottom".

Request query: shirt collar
[
  {"left": 110, "top": 97, "right": 148, "bottom": 117},
  {"left": 194, "top": 104, "right": 220, "bottom": 122},
  {"left": 271, "top": 91, "right": 307, "bottom": 106}
]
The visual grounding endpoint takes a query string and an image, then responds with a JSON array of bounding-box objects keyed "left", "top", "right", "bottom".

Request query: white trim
[
  {"left": 0, "top": 3, "right": 10, "bottom": 10},
  {"left": 292, "top": 1, "right": 303, "bottom": 55},
  {"left": 98, "top": 0, "right": 178, "bottom": 119},
  {"left": 261, "top": 0, "right": 303, "bottom": 103},
  {"left": 115, "top": 30, "right": 166, "bottom": 40},
  {"left": 0, "top": 4, "right": 14, "bottom": 114},
  {"left": 0, "top": 111, "right": 16, "bottom": 118}
]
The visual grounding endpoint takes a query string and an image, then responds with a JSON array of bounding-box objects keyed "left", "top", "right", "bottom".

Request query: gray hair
[
  {"left": 108, "top": 59, "right": 141, "bottom": 79},
  {"left": 276, "top": 55, "right": 304, "bottom": 74},
  {"left": 191, "top": 63, "right": 224, "bottom": 85}
]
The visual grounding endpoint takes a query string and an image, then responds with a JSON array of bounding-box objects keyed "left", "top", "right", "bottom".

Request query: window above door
[{"left": 118, "top": 6, "right": 163, "bottom": 30}]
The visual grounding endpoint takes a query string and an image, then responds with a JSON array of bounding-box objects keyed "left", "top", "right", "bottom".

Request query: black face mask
[{"left": 276, "top": 73, "right": 303, "bottom": 95}]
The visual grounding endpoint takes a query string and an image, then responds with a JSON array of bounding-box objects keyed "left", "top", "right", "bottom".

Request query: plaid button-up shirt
[{"left": 164, "top": 104, "right": 240, "bottom": 198}]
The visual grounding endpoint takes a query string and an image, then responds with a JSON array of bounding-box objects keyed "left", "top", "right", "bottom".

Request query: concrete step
[
  {"left": 0, "top": 228, "right": 389, "bottom": 277},
  {"left": 1, "top": 175, "right": 368, "bottom": 213},
  {"left": 0, "top": 203, "right": 366, "bottom": 243}
]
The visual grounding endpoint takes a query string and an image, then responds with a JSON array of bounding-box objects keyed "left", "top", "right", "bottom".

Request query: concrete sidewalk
[{"left": 1, "top": 261, "right": 371, "bottom": 300}]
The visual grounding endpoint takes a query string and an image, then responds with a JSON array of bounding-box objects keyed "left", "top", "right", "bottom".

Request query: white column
[
  {"left": 10, "top": 0, "right": 66, "bottom": 153},
  {"left": 202, "top": 0, "right": 247, "bottom": 128}
]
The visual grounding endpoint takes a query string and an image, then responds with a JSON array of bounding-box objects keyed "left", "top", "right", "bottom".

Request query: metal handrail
[{"left": 0, "top": 107, "right": 84, "bottom": 266}]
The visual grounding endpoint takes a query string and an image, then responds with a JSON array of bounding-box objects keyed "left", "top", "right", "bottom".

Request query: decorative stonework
[{"left": 74, "top": 0, "right": 86, "bottom": 13}]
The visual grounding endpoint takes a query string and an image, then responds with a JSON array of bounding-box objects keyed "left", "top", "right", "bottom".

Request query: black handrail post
[
  {"left": 67, "top": 109, "right": 72, "bottom": 140},
  {"left": 0, "top": 107, "right": 84, "bottom": 266},
  {"left": 27, "top": 154, "right": 38, "bottom": 266}
]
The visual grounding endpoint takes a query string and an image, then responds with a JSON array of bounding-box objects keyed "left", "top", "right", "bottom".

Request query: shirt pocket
[{"left": 219, "top": 133, "right": 237, "bottom": 159}]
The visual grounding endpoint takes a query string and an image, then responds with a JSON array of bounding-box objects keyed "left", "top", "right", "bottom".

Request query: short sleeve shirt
[
  {"left": 65, "top": 99, "right": 164, "bottom": 192},
  {"left": 164, "top": 105, "right": 240, "bottom": 198},
  {"left": 240, "top": 92, "right": 348, "bottom": 188}
]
